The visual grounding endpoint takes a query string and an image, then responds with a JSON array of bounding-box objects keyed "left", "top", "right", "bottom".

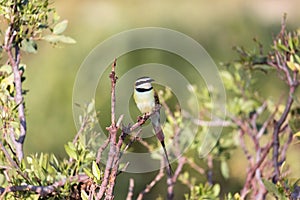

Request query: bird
[{"left": 133, "top": 76, "right": 173, "bottom": 176}]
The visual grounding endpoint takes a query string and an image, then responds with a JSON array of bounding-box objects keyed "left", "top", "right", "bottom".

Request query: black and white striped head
[{"left": 135, "top": 77, "right": 154, "bottom": 92}]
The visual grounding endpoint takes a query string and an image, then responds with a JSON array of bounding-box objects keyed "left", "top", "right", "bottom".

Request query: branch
[
  {"left": 182, "top": 110, "right": 232, "bottom": 127},
  {"left": 110, "top": 58, "right": 117, "bottom": 127},
  {"left": 105, "top": 117, "right": 151, "bottom": 199},
  {"left": 105, "top": 140, "right": 122, "bottom": 199},
  {"left": 4, "top": 33, "right": 26, "bottom": 162},
  {"left": 279, "top": 129, "right": 293, "bottom": 165},
  {"left": 0, "top": 174, "right": 89, "bottom": 196},
  {"left": 96, "top": 60, "right": 153, "bottom": 199},
  {"left": 72, "top": 115, "right": 89, "bottom": 145},
  {"left": 96, "top": 136, "right": 110, "bottom": 164},
  {"left": 97, "top": 59, "right": 118, "bottom": 199},
  {"left": 137, "top": 159, "right": 165, "bottom": 200},
  {"left": 206, "top": 154, "right": 214, "bottom": 185},
  {"left": 241, "top": 141, "right": 273, "bottom": 198},
  {"left": 167, "top": 156, "right": 187, "bottom": 200},
  {"left": 126, "top": 178, "right": 134, "bottom": 200},
  {"left": 186, "top": 158, "right": 205, "bottom": 175},
  {"left": 238, "top": 129, "right": 254, "bottom": 166},
  {"left": 272, "top": 85, "right": 295, "bottom": 182},
  {"left": 0, "top": 141, "right": 18, "bottom": 170},
  {"left": 0, "top": 141, "right": 29, "bottom": 182},
  {"left": 122, "top": 129, "right": 143, "bottom": 153}
]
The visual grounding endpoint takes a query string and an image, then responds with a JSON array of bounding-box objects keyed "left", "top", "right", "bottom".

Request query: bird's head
[{"left": 135, "top": 77, "right": 154, "bottom": 91}]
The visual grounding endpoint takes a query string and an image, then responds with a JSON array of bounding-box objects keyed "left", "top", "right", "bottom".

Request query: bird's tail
[
  {"left": 159, "top": 136, "right": 173, "bottom": 176},
  {"left": 151, "top": 116, "right": 173, "bottom": 176}
]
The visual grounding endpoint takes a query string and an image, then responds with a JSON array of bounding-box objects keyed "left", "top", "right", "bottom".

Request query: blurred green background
[{"left": 22, "top": 0, "right": 300, "bottom": 198}]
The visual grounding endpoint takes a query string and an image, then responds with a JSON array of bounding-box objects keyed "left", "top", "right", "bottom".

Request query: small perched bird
[{"left": 133, "top": 76, "right": 173, "bottom": 176}]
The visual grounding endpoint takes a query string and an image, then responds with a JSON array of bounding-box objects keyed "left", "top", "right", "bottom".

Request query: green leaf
[
  {"left": 276, "top": 43, "right": 290, "bottom": 52},
  {"left": 83, "top": 168, "right": 94, "bottom": 179},
  {"left": 87, "top": 101, "right": 94, "bottom": 114},
  {"left": 64, "top": 143, "right": 77, "bottom": 160},
  {"left": 92, "top": 161, "right": 101, "bottom": 180},
  {"left": 288, "top": 36, "right": 294, "bottom": 51},
  {"left": 58, "top": 35, "right": 76, "bottom": 44},
  {"left": 220, "top": 160, "right": 230, "bottom": 179},
  {"left": 295, "top": 54, "right": 300, "bottom": 64},
  {"left": 294, "top": 131, "right": 300, "bottom": 137},
  {"left": 240, "top": 99, "right": 257, "bottom": 113},
  {"left": 21, "top": 39, "right": 37, "bottom": 53},
  {"left": 10, "top": 121, "right": 19, "bottom": 129},
  {"left": 287, "top": 61, "right": 300, "bottom": 71},
  {"left": 262, "top": 179, "right": 283, "bottom": 198},
  {"left": 0, "top": 64, "right": 12, "bottom": 74},
  {"left": 2, "top": 73, "right": 15, "bottom": 93},
  {"left": 212, "top": 184, "right": 221, "bottom": 196},
  {"left": 53, "top": 20, "right": 68, "bottom": 35},
  {"left": 42, "top": 34, "right": 76, "bottom": 44},
  {"left": 80, "top": 190, "right": 89, "bottom": 200},
  {"left": 27, "top": 156, "right": 33, "bottom": 164},
  {"left": 26, "top": 194, "right": 40, "bottom": 200}
]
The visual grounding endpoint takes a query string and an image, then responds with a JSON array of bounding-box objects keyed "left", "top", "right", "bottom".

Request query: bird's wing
[{"left": 154, "top": 89, "right": 160, "bottom": 106}]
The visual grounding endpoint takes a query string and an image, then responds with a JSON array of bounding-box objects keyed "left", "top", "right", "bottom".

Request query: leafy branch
[{"left": 0, "top": 0, "right": 76, "bottom": 162}]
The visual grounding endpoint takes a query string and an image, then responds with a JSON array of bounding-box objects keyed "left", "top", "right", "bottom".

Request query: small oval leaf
[
  {"left": 53, "top": 20, "right": 68, "bottom": 35},
  {"left": 220, "top": 160, "right": 230, "bottom": 179},
  {"left": 42, "top": 34, "right": 76, "bottom": 44},
  {"left": 21, "top": 39, "right": 37, "bottom": 53},
  {"left": 80, "top": 190, "right": 89, "bottom": 200},
  {"left": 64, "top": 144, "right": 77, "bottom": 160},
  {"left": 92, "top": 161, "right": 101, "bottom": 180},
  {"left": 262, "top": 179, "right": 282, "bottom": 198}
]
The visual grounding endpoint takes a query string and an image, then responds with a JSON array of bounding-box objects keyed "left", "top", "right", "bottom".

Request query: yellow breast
[{"left": 133, "top": 89, "right": 155, "bottom": 114}]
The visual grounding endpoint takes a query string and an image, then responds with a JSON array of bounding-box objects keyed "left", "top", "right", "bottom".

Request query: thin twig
[
  {"left": 0, "top": 141, "right": 28, "bottom": 181},
  {"left": 206, "top": 154, "right": 214, "bottom": 185},
  {"left": 126, "top": 178, "right": 134, "bottom": 200},
  {"left": 186, "top": 158, "right": 205, "bottom": 175},
  {"left": 272, "top": 85, "right": 295, "bottom": 182},
  {"left": 182, "top": 110, "right": 232, "bottom": 127},
  {"left": 96, "top": 136, "right": 110, "bottom": 164},
  {"left": 167, "top": 156, "right": 187, "bottom": 200},
  {"left": 72, "top": 116, "right": 88, "bottom": 145},
  {"left": 137, "top": 159, "right": 165, "bottom": 200},
  {"left": 137, "top": 138, "right": 152, "bottom": 151},
  {"left": 238, "top": 129, "right": 254, "bottom": 166},
  {"left": 0, "top": 141, "right": 18, "bottom": 170},
  {"left": 279, "top": 129, "right": 293, "bottom": 166},
  {"left": 110, "top": 58, "right": 117, "bottom": 127},
  {"left": 257, "top": 98, "right": 282, "bottom": 139},
  {"left": 122, "top": 129, "right": 143, "bottom": 153},
  {"left": 241, "top": 141, "right": 273, "bottom": 198},
  {"left": 104, "top": 145, "right": 120, "bottom": 200}
]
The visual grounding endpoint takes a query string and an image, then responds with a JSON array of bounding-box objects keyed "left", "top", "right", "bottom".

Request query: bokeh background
[{"left": 22, "top": 0, "right": 300, "bottom": 199}]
